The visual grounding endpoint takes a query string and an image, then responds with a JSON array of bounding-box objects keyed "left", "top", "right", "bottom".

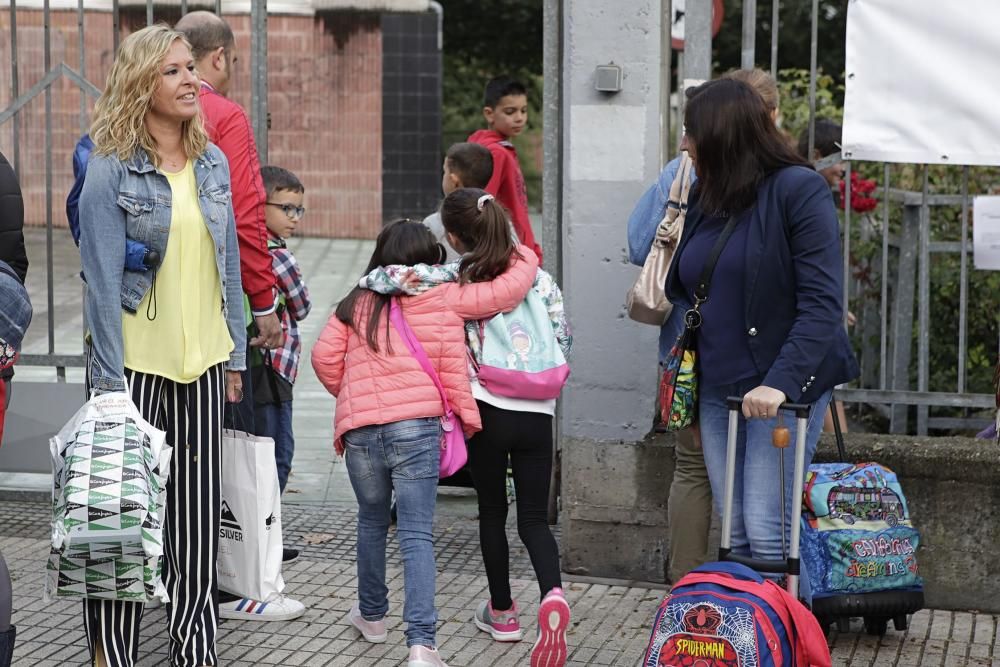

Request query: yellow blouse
[{"left": 122, "top": 161, "right": 233, "bottom": 383}]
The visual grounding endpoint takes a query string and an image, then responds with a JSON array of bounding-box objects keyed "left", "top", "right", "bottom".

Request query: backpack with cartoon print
[
  {"left": 473, "top": 288, "right": 569, "bottom": 400},
  {"left": 643, "top": 562, "right": 831, "bottom": 667}
]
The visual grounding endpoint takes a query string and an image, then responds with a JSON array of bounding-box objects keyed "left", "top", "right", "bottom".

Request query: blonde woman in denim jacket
[{"left": 78, "top": 25, "right": 245, "bottom": 667}]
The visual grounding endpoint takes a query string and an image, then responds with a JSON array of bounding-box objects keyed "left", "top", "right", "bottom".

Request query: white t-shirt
[{"left": 471, "top": 380, "right": 557, "bottom": 416}]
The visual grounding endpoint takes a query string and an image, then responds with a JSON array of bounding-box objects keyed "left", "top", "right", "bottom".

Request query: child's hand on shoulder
[{"left": 401, "top": 270, "right": 420, "bottom": 291}]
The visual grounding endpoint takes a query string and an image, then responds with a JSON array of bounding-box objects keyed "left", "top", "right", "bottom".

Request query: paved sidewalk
[{"left": 4, "top": 499, "right": 1000, "bottom": 666}]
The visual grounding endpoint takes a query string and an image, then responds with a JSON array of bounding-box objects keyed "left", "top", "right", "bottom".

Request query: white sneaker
[
  {"left": 408, "top": 645, "right": 449, "bottom": 667},
  {"left": 349, "top": 602, "right": 388, "bottom": 643},
  {"left": 218, "top": 594, "right": 306, "bottom": 622}
]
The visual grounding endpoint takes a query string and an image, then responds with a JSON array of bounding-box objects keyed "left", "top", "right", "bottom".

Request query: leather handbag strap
[
  {"left": 388, "top": 298, "right": 452, "bottom": 414},
  {"left": 656, "top": 154, "right": 694, "bottom": 243},
  {"left": 677, "top": 153, "right": 694, "bottom": 206}
]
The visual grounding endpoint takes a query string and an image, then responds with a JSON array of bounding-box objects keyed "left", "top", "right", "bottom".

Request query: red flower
[{"left": 839, "top": 172, "right": 879, "bottom": 213}]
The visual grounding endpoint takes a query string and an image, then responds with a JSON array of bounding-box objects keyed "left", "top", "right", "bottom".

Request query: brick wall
[{"left": 0, "top": 8, "right": 383, "bottom": 239}]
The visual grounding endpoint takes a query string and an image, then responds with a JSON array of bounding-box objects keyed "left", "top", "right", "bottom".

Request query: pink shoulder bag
[{"left": 388, "top": 299, "right": 468, "bottom": 478}]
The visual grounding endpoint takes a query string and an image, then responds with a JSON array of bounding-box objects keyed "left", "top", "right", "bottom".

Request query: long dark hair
[
  {"left": 684, "top": 78, "right": 809, "bottom": 216},
  {"left": 440, "top": 188, "right": 519, "bottom": 284},
  {"left": 335, "top": 219, "right": 443, "bottom": 351}
]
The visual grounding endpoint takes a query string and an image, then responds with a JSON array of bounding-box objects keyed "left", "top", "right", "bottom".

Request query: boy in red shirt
[{"left": 468, "top": 77, "right": 543, "bottom": 264}]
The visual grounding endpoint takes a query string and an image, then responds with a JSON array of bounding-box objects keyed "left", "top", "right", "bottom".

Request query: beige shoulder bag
[{"left": 625, "top": 153, "right": 694, "bottom": 325}]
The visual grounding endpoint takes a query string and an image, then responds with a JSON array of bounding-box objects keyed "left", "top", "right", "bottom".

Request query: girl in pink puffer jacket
[
  {"left": 358, "top": 190, "right": 573, "bottom": 666},
  {"left": 311, "top": 217, "right": 537, "bottom": 667}
]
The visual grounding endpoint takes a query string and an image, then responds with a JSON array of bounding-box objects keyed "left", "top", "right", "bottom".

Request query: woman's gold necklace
[{"left": 161, "top": 153, "right": 185, "bottom": 171}]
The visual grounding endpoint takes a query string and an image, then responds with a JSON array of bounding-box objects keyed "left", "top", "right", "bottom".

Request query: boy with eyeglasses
[{"left": 254, "top": 165, "right": 312, "bottom": 500}]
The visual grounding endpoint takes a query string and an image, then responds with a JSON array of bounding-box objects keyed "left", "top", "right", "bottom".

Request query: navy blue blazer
[{"left": 665, "top": 165, "right": 859, "bottom": 403}]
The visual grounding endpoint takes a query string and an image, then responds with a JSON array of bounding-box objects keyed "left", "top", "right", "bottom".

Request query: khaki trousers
[{"left": 667, "top": 427, "right": 713, "bottom": 583}]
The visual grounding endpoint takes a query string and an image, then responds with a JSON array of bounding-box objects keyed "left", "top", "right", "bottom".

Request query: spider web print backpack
[{"left": 642, "top": 562, "right": 832, "bottom": 667}]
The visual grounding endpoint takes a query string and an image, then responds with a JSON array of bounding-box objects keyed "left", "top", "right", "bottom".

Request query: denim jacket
[{"left": 79, "top": 143, "right": 246, "bottom": 392}]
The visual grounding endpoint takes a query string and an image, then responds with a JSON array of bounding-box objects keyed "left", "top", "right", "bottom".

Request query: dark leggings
[{"left": 467, "top": 401, "right": 562, "bottom": 611}]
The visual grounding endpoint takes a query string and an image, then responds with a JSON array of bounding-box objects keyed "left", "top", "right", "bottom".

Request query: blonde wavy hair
[
  {"left": 724, "top": 68, "right": 779, "bottom": 113},
  {"left": 91, "top": 24, "right": 208, "bottom": 166}
]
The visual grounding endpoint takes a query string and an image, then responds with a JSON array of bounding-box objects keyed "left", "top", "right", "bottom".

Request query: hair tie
[{"left": 477, "top": 194, "right": 495, "bottom": 211}]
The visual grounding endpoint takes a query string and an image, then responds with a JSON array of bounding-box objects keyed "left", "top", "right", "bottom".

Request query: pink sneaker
[
  {"left": 349, "top": 602, "right": 388, "bottom": 643},
  {"left": 473, "top": 599, "right": 523, "bottom": 641},
  {"left": 407, "top": 644, "right": 450, "bottom": 667},
  {"left": 531, "top": 588, "right": 570, "bottom": 667}
]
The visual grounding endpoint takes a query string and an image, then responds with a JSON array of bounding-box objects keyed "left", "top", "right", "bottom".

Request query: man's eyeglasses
[{"left": 266, "top": 202, "right": 306, "bottom": 219}]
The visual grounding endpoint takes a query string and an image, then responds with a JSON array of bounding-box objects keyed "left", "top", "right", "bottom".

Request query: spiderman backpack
[
  {"left": 642, "top": 562, "right": 831, "bottom": 667},
  {"left": 643, "top": 399, "right": 832, "bottom": 667}
]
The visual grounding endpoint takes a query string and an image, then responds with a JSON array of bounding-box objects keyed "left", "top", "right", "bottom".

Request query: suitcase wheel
[
  {"left": 864, "top": 616, "right": 889, "bottom": 636},
  {"left": 893, "top": 614, "right": 908, "bottom": 631},
  {"left": 836, "top": 617, "right": 852, "bottom": 633}
]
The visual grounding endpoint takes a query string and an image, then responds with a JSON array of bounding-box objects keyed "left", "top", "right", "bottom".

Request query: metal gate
[
  {"left": 671, "top": 0, "right": 996, "bottom": 435},
  {"left": 2, "top": 0, "right": 269, "bottom": 378}
]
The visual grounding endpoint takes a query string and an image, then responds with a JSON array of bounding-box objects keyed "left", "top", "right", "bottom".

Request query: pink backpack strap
[{"left": 388, "top": 298, "right": 453, "bottom": 414}]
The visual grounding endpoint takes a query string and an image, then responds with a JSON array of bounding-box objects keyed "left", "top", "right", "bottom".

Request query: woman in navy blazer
[{"left": 665, "top": 79, "right": 859, "bottom": 601}]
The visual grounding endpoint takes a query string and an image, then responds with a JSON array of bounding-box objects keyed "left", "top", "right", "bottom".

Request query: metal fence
[
  {"left": 3, "top": 0, "right": 269, "bottom": 377},
  {"left": 670, "top": 0, "right": 997, "bottom": 435}
]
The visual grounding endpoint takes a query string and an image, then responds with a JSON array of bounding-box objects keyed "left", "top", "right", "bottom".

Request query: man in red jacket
[
  {"left": 175, "top": 12, "right": 282, "bottom": 352},
  {"left": 176, "top": 11, "right": 305, "bottom": 624},
  {"left": 468, "top": 76, "right": 543, "bottom": 264}
]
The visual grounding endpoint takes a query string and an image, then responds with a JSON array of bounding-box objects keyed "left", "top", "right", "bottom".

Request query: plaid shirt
[{"left": 269, "top": 237, "right": 311, "bottom": 384}]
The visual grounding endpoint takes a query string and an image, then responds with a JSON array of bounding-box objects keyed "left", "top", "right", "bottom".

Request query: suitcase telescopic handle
[
  {"left": 724, "top": 396, "right": 811, "bottom": 419},
  {"left": 719, "top": 396, "right": 812, "bottom": 599}
]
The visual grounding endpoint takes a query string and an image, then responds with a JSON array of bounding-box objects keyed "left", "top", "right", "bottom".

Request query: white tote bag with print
[
  {"left": 47, "top": 391, "right": 172, "bottom": 603},
  {"left": 218, "top": 428, "right": 285, "bottom": 602}
]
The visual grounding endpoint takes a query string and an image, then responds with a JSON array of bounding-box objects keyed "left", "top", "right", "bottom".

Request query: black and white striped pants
[{"left": 83, "top": 364, "right": 224, "bottom": 667}]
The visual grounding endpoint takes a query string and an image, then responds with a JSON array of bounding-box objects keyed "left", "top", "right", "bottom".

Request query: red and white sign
[{"left": 671, "top": 0, "right": 726, "bottom": 50}]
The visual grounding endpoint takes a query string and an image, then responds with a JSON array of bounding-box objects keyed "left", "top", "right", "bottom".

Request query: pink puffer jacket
[{"left": 311, "top": 247, "right": 539, "bottom": 451}]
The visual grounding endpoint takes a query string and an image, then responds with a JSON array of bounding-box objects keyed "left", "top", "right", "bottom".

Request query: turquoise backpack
[{"left": 474, "top": 290, "right": 569, "bottom": 400}]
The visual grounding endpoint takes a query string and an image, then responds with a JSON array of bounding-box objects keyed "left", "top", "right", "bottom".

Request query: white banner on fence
[{"left": 842, "top": 0, "right": 1000, "bottom": 166}]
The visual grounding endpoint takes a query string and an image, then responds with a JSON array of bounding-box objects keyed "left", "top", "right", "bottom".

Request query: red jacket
[
  {"left": 468, "top": 129, "right": 543, "bottom": 265},
  {"left": 198, "top": 82, "right": 276, "bottom": 313}
]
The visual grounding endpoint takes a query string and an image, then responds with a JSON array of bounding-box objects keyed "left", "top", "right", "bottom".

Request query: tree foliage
[{"left": 712, "top": 0, "right": 848, "bottom": 90}]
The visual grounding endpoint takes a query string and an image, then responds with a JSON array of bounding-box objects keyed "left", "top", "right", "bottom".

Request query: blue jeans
[
  {"left": 698, "top": 377, "right": 831, "bottom": 603},
  {"left": 343, "top": 418, "right": 441, "bottom": 648},
  {"left": 255, "top": 400, "right": 294, "bottom": 493}
]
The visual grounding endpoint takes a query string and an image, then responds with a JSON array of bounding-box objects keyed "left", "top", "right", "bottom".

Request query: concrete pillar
[{"left": 557, "top": 0, "right": 679, "bottom": 583}]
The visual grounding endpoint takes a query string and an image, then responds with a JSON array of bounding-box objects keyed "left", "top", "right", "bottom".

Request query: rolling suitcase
[
  {"left": 803, "top": 405, "right": 924, "bottom": 636},
  {"left": 642, "top": 399, "right": 832, "bottom": 666}
]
